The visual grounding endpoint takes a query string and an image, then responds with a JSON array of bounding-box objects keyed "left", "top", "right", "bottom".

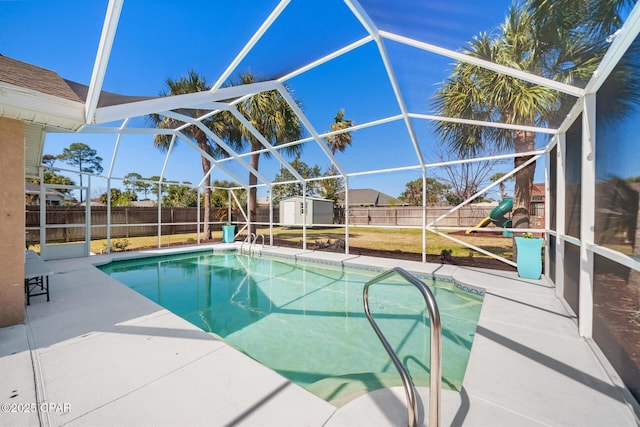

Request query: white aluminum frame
[{"left": 27, "top": 0, "right": 640, "bottom": 345}]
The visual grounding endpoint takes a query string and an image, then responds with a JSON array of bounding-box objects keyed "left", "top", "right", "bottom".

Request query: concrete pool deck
[{"left": 1, "top": 244, "right": 639, "bottom": 426}]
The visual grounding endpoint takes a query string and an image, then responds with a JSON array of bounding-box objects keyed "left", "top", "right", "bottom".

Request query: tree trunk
[
  {"left": 512, "top": 130, "right": 536, "bottom": 260},
  {"left": 195, "top": 129, "right": 212, "bottom": 240},
  {"left": 249, "top": 147, "right": 261, "bottom": 234},
  {"left": 630, "top": 192, "right": 640, "bottom": 309}
]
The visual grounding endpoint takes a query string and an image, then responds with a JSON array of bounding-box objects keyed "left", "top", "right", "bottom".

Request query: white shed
[{"left": 279, "top": 196, "right": 334, "bottom": 227}]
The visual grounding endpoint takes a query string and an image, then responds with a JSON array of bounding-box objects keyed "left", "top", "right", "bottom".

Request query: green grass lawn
[
  {"left": 28, "top": 226, "right": 513, "bottom": 260},
  {"left": 255, "top": 226, "right": 513, "bottom": 259}
]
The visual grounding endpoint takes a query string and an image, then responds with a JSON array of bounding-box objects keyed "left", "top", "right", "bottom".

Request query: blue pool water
[{"left": 99, "top": 251, "right": 484, "bottom": 403}]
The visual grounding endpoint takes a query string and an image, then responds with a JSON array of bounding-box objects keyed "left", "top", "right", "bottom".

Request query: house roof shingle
[{"left": 0, "top": 55, "right": 83, "bottom": 102}]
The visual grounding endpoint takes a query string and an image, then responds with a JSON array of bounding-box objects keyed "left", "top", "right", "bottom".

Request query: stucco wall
[{"left": 0, "top": 117, "right": 25, "bottom": 326}]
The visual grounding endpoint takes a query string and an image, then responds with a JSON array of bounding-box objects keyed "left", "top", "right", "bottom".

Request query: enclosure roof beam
[
  {"left": 77, "top": 127, "right": 176, "bottom": 135},
  {"left": 174, "top": 131, "right": 246, "bottom": 186},
  {"left": 93, "top": 80, "right": 278, "bottom": 124},
  {"left": 427, "top": 153, "right": 542, "bottom": 228},
  {"left": 159, "top": 134, "right": 177, "bottom": 182},
  {"left": 409, "top": 113, "right": 558, "bottom": 135},
  {"left": 197, "top": 166, "right": 215, "bottom": 188},
  {"left": 85, "top": 0, "right": 123, "bottom": 124},
  {"left": 225, "top": 107, "right": 306, "bottom": 183},
  {"left": 275, "top": 82, "right": 348, "bottom": 178},
  {"left": 583, "top": 1, "right": 640, "bottom": 94},
  {"left": 345, "top": 0, "right": 426, "bottom": 170},
  {"left": 380, "top": 31, "right": 584, "bottom": 98},
  {"left": 210, "top": 114, "right": 405, "bottom": 163},
  {"left": 162, "top": 110, "right": 270, "bottom": 186},
  {"left": 279, "top": 35, "right": 374, "bottom": 83},
  {"left": 210, "top": 0, "right": 291, "bottom": 92},
  {"left": 106, "top": 117, "right": 129, "bottom": 178}
]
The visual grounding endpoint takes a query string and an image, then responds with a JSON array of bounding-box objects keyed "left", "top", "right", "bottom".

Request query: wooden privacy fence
[
  {"left": 344, "top": 205, "right": 494, "bottom": 227},
  {"left": 25, "top": 206, "right": 227, "bottom": 243},
  {"left": 25, "top": 204, "right": 540, "bottom": 244}
]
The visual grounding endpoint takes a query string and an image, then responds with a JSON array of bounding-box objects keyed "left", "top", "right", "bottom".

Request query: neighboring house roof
[
  {"left": 79, "top": 200, "right": 106, "bottom": 207},
  {"left": 131, "top": 200, "right": 156, "bottom": 207},
  {"left": 337, "top": 189, "right": 404, "bottom": 206},
  {"left": 531, "top": 183, "right": 545, "bottom": 201},
  {"left": 25, "top": 181, "right": 70, "bottom": 200}
]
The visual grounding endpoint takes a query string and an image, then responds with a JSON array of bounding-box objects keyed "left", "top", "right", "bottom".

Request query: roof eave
[{"left": 0, "top": 82, "right": 85, "bottom": 131}]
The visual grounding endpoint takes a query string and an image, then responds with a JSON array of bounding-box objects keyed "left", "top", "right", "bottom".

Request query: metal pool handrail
[
  {"left": 363, "top": 267, "right": 442, "bottom": 427},
  {"left": 240, "top": 233, "right": 255, "bottom": 254},
  {"left": 250, "top": 233, "right": 265, "bottom": 255}
]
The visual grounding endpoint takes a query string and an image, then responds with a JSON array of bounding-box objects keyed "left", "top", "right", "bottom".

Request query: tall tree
[
  {"left": 432, "top": 6, "right": 557, "bottom": 240},
  {"left": 210, "top": 180, "right": 246, "bottom": 208},
  {"left": 57, "top": 142, "right": 103, "bottom": 202},
  {"left": 433, "top": 143, "right": 500, "bottom": 206},
  {"left": 528, "top": 0, "right": 640, "bottom": 125},
  {"left": 319, "top": 164, "right": 344, "bottom": 202},
  {"left": 399, "top": 177, "right": 453, "bottom": 206},
  {"left": 41, "top": 154, "right": 58, "bottom": 172},
  {"left": 432, "top": 1, "right": 630, "bottom": 253},
  {"left": 162, "top": 183, "right": 198, "bottom": 207},
  {"left": 148, "top": 175, "right": 168, "bottom": 200},
  {"left": 122, "top": 172, "right": 153, "bottom": 200},
  {"left": 148, "top": 70, "right": 233, "bottom": 239},
  {"left": 490, "top": 172, "right": 514, "bottom": 200},
  {"left": 227, "top": 72, "right": 303, "bottom": 222},
  {"left": 99, "top": 188, "right": 137, "bottom": 206},
  {"left": 271, "top": 155, "right": 322, "bottom": 203},
  {"left": 325, "top": 109, "right": 354, "bottom": 155}
]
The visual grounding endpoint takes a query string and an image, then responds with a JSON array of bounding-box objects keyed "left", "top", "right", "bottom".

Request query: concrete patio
[{"left": 1, "top": 244, "right": 638, "bottom": 426}]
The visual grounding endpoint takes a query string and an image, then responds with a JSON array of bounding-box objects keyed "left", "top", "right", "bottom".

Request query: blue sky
[{"left": 0, "top": 0, "right": 548, "bottom": 200}]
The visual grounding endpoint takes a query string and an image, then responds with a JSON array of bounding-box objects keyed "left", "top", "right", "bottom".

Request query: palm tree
[
  {"left": 148, "top": 70, "right": 233, "bottom": 240},
  {"left": 325, "top": 109, "right": 354, "bottom": 155},
  {"left": 227, "top": 72, "right": 303, "bottom": 220},
  {"left": 528, "top": 0, "right": 640, "bottom": 125},
  {"left": 432, "top": 6, "right": 557, "bottom": 239}
]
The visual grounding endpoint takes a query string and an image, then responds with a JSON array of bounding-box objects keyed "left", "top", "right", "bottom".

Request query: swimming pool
[{"left": 99, "top": 251, "right": 484, "bottom": 404}]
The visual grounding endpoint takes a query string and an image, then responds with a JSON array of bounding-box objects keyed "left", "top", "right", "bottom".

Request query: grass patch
[
  {"left": 27, "top": 226, "right": 513, "bottom": 260},
  {"left": 259, "top": 226, "right": 512, "bottom": 259}
]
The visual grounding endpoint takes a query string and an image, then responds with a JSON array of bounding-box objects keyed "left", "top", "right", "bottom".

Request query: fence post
[
  {"left": 171, "top": 208, "right": 175, "bottom": 236},
  {"left": 65, "top": 207, "right": 70, "bottom": 242}
]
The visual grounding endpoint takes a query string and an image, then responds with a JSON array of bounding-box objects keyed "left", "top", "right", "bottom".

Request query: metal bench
[{"left": 24, "top": 251, "right": 54, "bottom": 305}]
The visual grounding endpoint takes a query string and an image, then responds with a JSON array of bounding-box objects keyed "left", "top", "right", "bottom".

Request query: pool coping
[{"left": 1, "top": 243, "right": 639, "bottom": 426}]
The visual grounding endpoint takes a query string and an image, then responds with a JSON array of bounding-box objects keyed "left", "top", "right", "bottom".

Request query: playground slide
[
  {"left": 467, "top": 216, "right": 492, "bottom": 233},
  {"left": 465, "top": 197, "right": 513, "bottom": 234}
]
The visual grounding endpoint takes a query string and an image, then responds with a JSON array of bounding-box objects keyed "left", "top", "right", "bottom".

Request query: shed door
[{"left": 283, "top": 201, "right": 296, "bottom": 225}]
